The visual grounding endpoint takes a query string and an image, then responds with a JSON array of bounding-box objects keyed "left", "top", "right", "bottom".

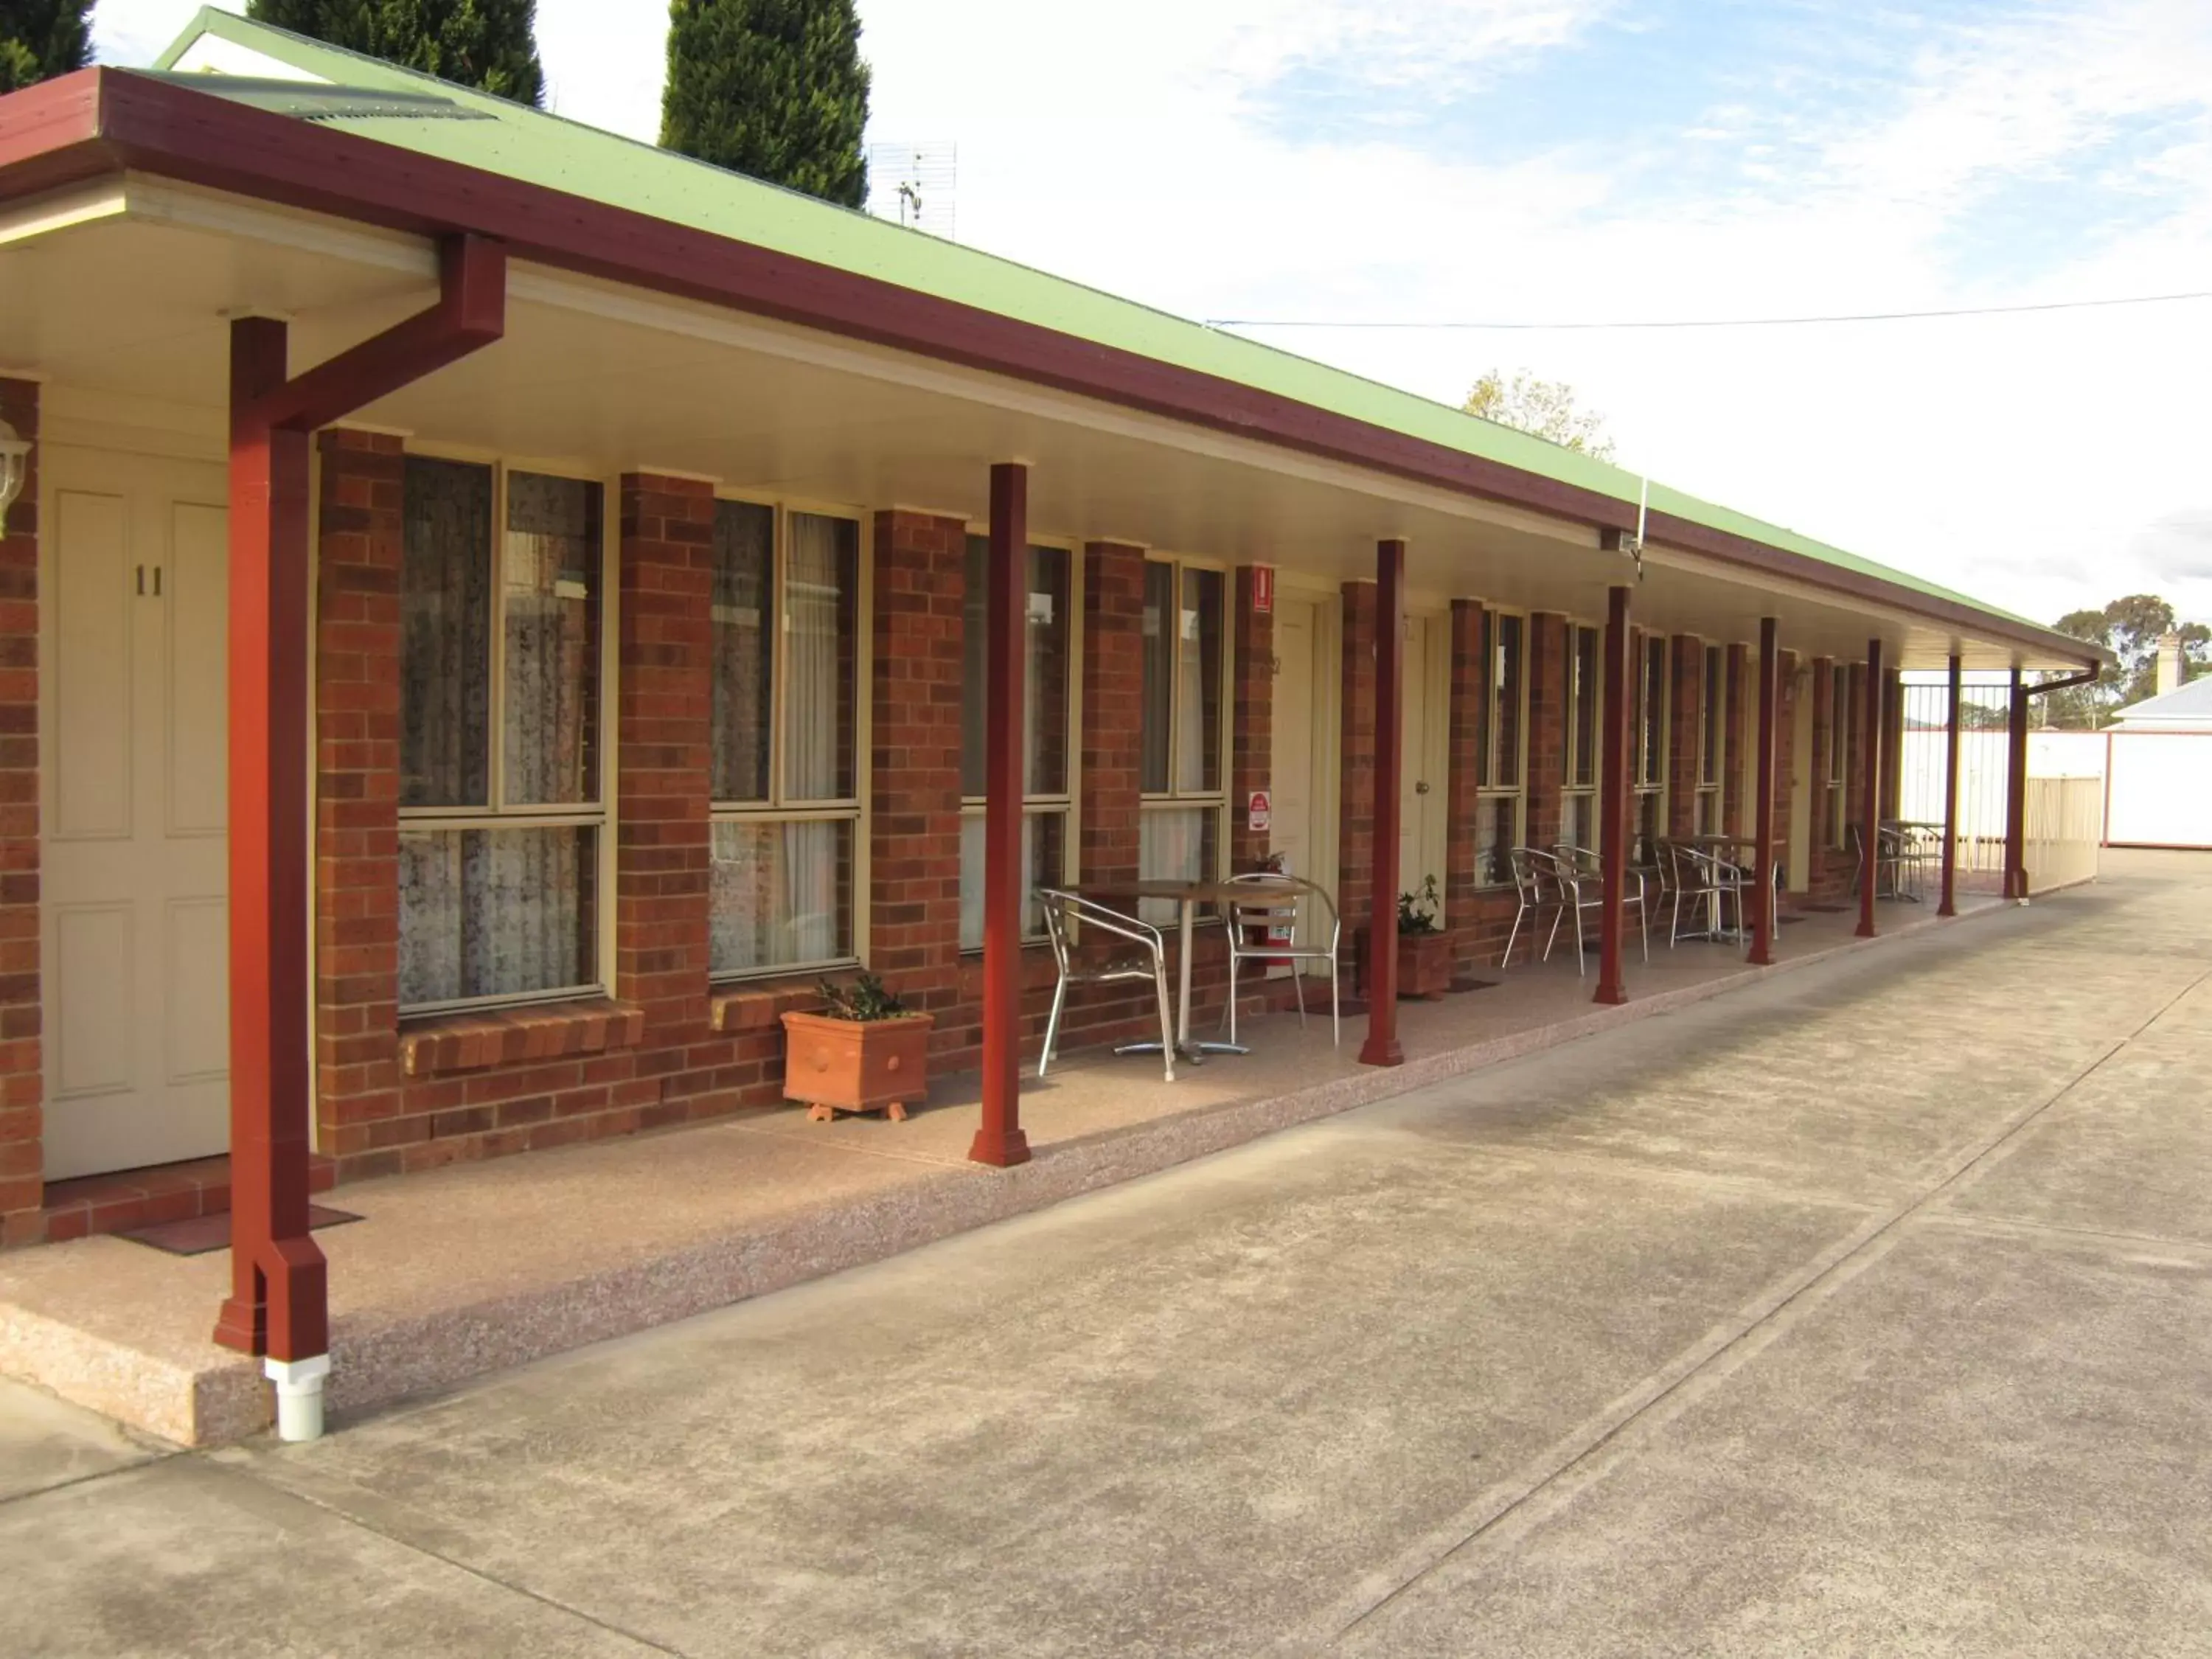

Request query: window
[
  {"left": 1632, "top": 632, "right": 1669, "bottom": 862},
  {"left": 708, "top": 500, "right": 862, "bottom": 977},
  {"left": 398, "top": 459, "right": 606, "bottom": 1012},
  {"left": 959, "top": 538, "right": 1074, "bottom": 948},
  {"left": 1475, "top": 608, "right": 1526, "bottom": 885},
  {"left": 1139, "top": 559, "right": 1225, "bottom": 921},
  {"left": 1826, "top": 661, "right": 1852, "bottom": 849},
  {"left": 1559, "top": 622, "right": 1601, "bottom": 855},
  {"left": 1695, "top": 642, "right": 1724, "bottom": 835}
]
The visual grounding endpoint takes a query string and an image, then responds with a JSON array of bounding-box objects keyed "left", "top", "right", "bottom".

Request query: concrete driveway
[{"left": 7, "top": 852, "right": 2209, "bottom": 1657}]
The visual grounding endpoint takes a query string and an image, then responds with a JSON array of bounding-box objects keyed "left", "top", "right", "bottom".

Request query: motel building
[{"left": 0, "top": 12, "right": 2105, "bottom": 1437}]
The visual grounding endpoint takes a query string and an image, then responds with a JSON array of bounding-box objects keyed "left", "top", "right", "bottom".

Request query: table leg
[{"left": 1177, "top": 900, "right": 1196, "bottom": 1051}]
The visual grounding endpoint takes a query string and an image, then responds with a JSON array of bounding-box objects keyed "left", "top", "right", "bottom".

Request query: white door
[
  {"left": 42, "top": 448, "right": 230, "bottom": 1180},
  {"left": 1787, "top": 669, "right": 1814, "bottom": 894},
  {"left": 1270, "top": 593, "right": 1342, "bottom": 973}
]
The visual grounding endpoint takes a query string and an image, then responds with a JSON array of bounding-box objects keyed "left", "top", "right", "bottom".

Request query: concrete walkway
[{"left": 6, "top": 852, "right": 2208, "bottom": 1655}]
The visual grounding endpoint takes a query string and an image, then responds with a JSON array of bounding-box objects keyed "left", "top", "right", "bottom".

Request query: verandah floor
[{"left": 0, "top": 891, "right": 2003, "bottom": 1445}]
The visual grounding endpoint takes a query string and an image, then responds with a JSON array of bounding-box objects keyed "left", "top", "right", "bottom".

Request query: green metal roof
[{"left": 156, "top": 7, "right": 2050, "bottom": 637}]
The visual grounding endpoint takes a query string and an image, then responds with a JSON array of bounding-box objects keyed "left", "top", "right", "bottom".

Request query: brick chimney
[{"left": 2154, "top": 632, "right": 2184, "bottom": 698}]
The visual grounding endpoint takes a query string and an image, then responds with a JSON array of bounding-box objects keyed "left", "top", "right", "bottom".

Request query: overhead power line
[{"left": 1204, "top": 288, "right": 2212, "bottom": 333}]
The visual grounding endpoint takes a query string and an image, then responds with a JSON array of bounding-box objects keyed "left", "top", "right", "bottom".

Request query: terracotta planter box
[
  {"left": 780, "top": 1010, "right": 935, "bottom": 1123},
  {"left": 1355, "top": 927, "right": 1455, "bottom": 1001}
]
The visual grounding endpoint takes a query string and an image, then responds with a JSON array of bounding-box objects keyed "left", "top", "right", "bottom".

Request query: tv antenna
[{"left": 867, "top": 142, "right": 957, "bottom": 240}]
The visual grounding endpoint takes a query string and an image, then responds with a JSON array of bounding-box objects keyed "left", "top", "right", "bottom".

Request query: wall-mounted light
[{"left": 0, "top": 420, "right": 28, "bottom": 523}]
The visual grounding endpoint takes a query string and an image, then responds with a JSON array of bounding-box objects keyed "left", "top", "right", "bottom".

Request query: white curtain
[
  {"left": 710, "top": 819, "right": 850, "bottom": 974},
  {"left": 399, "top": 827, "right": 591, "bottom": 1006},
  {"left": 784, "top": 514, "right": 853, "bottom": 801}
]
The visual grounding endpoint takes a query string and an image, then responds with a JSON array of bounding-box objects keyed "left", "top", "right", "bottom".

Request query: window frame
[
  {"left": 394, "top": 448, "right": 617, "bottom": 1018},
  {"left": 1558, "top": 617, "right": 1602, "bottom": 856},
  {"left": 1474, "top": 604, "right": 1530, "bottom": 886},
  {"left": 1138, "top": 553, "right": 1232, "bottom": 902},
  {"left": 958, "top": 534, "right": 1084, "bottom": 950},
  {"left": 1695, "top": 639, "right": 1725, "bottom": 835},
  {"left": 706, "top": 490, "right": 872, "bottom": 984}
]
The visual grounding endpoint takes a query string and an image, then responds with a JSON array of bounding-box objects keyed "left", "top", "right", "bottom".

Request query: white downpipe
[{"left": 266, "top": 1354, "right": 332, "bottom": 1442}]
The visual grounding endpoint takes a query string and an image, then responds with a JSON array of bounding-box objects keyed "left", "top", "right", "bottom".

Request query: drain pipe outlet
[{"left": 266, "top": 1354, "right": 333, "bottom": 1442}]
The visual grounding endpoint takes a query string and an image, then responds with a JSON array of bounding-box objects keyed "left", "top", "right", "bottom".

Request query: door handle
[{"left": 1414, "top": 779, "right": 1431, "bottom": 794}]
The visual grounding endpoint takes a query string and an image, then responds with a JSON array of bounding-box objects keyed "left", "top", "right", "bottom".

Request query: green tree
[
  {"left": 246, "top": 0, "right": 545, "bottom": 106},
  {"left": 1, "top": 1, "right": 91, "bottom": 94},
  {"left": 1464, "top": 369, "right": 1617, "bottom": 462},
  {"left": 661, "top": 0, "right": 869, "bottom": 208},
  {"left": 2044, "top": 594, "right": 2210, "bottom": 728}
]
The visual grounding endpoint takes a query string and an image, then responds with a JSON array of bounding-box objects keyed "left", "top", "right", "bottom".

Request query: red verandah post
[
  {"left": 1748, "top": 617, "right": 1779, "bottom": 966},
  {"left": 2004, "top": 665, "right": 2029, "bottom": 901},
  {"left": 1938, "top": 653, "right": 1962, "bottom": 917},
  {"left": 1595, "top": 584, "right": 1631, "bottom": 1005},
  {"left": 214, "top": 319, "right": 327, "bottom": 1369},
  {"left": 970, "top": 463, "right": 1032, "bottom": 1163},
  {"left": 1360, "top": 539, "right": 1407, "bottom": 1066},
  {"left": 1856, "top": 637, "right": 1884, "bottom": 939},
  {"left": 212, "top": 237, "right": 506, "bottom": 1436}
]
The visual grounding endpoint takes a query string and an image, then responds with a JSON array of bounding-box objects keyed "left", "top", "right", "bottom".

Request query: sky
[{"left": 90, "top": 0, "right": 2212, "bottom": 633}]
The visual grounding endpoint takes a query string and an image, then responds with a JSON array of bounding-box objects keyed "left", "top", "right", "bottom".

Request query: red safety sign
[
  {"left": 1248, "top": 789, "right": 1272, "bottom": 832},
  {"left": 1251, "top": 566, "right": 1275, "bottom": 615}
]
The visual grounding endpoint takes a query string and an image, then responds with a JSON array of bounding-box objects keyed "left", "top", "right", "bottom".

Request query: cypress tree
[
  {"left": 245, "top": 0, "right": 546, "bottom": 107},
  {"left": 0, "top": 1, "right": 91, "bottom": 95},
  {"left": 661, "top": 0, "right": 869, "bottom": 209}
]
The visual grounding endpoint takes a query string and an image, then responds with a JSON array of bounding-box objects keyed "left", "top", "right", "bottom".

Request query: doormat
[
  {"left": 1800, "top": 903, "right": 1851, "bottom": 913},
  {"left": 119, "top": 1205, "right": 363, "bottom": 1258},
  {"left": 1447, "top": 977, "right": 1500, "bottom": 993},
  {"left": 1777, "top": 914, "right": 1808, "bottom": 925}
]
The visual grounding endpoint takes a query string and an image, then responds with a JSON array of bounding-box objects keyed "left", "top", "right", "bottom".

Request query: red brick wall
[
  {"left": 1444, "top": 599, "right": 1484, "bottom": 969},
  {"left": 867, "top": 509, "right": 966, "bottom": 1043},
  {"left": 1723, "top": 643, "right": 1748, "bottom": 838},
  {"left": 1337, "top": 580, "right": 1377, "bottom": 932},
  {"left": 311, "top": 431, "right": 406, "bottom": 1169},
  {"left": 1080, "top": 541, "right": 1146, "bottom": 891},
  {"left": 1666, "top": 636, "right": 1701, "bottom": 837},
  {"left": 0, "top": 380, "right": 39, "bottom": 1243},
  {"left": 1230, "top": 566, "right": 1273, "bottom": 874}
]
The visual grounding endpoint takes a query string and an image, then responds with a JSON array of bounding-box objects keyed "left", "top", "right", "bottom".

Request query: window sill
[
  {"left": 400, "top": 996, "right": 646, "bottom": 1079},
  {"left": 711, "top": 974, "right": 840, "bottom": 1034}
]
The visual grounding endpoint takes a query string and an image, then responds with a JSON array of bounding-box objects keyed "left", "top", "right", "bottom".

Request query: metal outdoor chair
[
  {"left": 1549, "top": 844, "right": 1649, "bottom": 976},
  {"left": 1215, "top": 873, "right": 1342, "bottom": 1048},
  {"left": 1503, "top": 846, "right": 1557, "bottom": 968},
  {"left": 1035, "top": 888, "right": 1178, "bottom": 1083},
  {"left": 1660, "top": 838, "right": 1746, "bottom": 946},
  {"left": 1849, "top": 824, "right": 1906, "bottom": 902}
]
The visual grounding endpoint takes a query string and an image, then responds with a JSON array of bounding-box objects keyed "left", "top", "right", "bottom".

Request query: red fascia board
[{"left": 1, "top": 68, "right": 2104, "bottom": 672}]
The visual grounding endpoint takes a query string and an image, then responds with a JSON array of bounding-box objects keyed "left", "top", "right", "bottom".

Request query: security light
[{"left": 0, "top": 421, "right": 27, "bottom": 521}]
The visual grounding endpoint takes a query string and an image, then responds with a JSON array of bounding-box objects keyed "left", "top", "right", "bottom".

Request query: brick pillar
[
  {"left": 1338, "top": 580, "right": 1377, "bottom": 931},
  {"left": 1444, "top": 599, "right": 1484, "bottom": 975},
  {"left": 1666, "top": 634, "right": 1700, "bottom": 836},
  {"left": 616, "top": 476, "right": 714, "bottom": 1040},
  {"left": 1081, "top": 541, "right": 1147, "bottom": 890},
  {"left": 1230, "top": 566, "right": 1274, "bottom": 872},
  {"left": 1724, "top": 643, "right": 1749, "bottom": 836},
  {"left": 870, "top": 511, "right": 967, "bottom": 1029},
  {"left": 1844, "top": 663, "right": 1867, "bottom": 833},
  {"left": 313, "top": 431, "right": 405, "bottom": 1159},
  {"left": 0, "top": 380, "right": 39, "bottom": 1243},
  {"left": 1524, "top": 613, "right": 1565, "bottom": 852}
]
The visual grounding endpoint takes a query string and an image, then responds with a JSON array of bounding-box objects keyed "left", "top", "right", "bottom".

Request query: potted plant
[
  {"left": 781, "top": 973, "right": 935, "bottom": 1123},
  {"left": 1357, "top": 874, "right": 1455, "bottom": 1001}
]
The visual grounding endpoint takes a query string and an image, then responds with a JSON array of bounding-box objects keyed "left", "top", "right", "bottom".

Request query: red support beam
[
  {"left": 970, "top": 463, "right": 1033, "bottom": 1163},
  {"left": 213, "top": 319, "right": 325, "bottom": 1365},
  {"left": 1748, "top": 616, "right": 1779, "bottom": 966},
  {"left": 2005, "top": 666, "right": 2029, "bottom": 902},
  {"left": 1595, "top": 584, "right": 1632, "bottom": 1005},
  {"left": 1938, "top": 653, "right": 1962, "bottom": 917},
  {"left": 1856, "top": 638, "right": 1884, "bottom": 939},
  {"left": 1360, "top": 539, "right": 1406, "bottom": 1067},
  {"left": 213, "top": 237, "right": 507, "bottom": 1371}
]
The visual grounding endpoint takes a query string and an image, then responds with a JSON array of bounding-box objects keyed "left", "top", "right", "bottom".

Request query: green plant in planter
[
  {"left": 815, "top": 972, "right": 907, "bottom": 1021},
  {"left": 1398, "top": 874, "right": 1443, "bottom": 935}
]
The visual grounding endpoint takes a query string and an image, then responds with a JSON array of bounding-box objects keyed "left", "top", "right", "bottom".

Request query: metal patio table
[{"left": 1068, "top": 877, "right": 1259, "bottom": 1065}]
